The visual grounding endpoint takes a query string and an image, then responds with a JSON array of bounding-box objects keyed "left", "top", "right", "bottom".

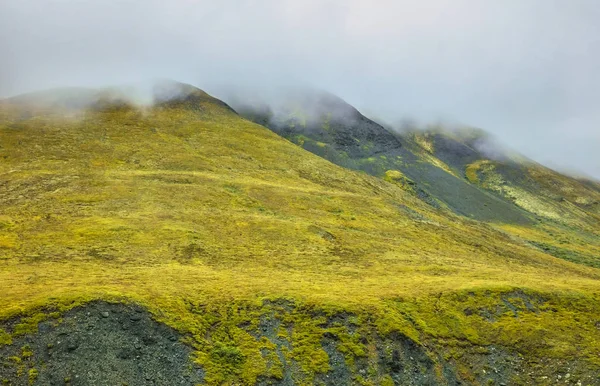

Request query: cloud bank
[{"left": 1, "top": 0, "right": 599, "bottom": 178}]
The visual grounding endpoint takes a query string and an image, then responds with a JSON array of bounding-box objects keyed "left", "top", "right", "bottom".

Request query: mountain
[
  {"left": 403, "top": 126, "right": 600, "bottom": 228},
  {"left": 231, "top": 89, "right": 600, "bottom": 269},
  {"left": 230, "top": 90, "right": 536, "bottom": 225},
  {"left": 1, "top": 82, "right": 600, "bottom": 385},
  {"left": 399, "top": 127, "right": 600, "bottom": 268}
]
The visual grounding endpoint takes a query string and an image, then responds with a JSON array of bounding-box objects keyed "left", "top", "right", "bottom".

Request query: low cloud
[{"left": 1, "top": 0, "right": 598, "bottom": 178}]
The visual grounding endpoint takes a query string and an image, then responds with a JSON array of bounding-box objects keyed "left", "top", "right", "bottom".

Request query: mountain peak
[
  {"left": 223, "top": 87, "right": 402, "bottom": 159},
  {"left": 4, "top": 80, "right": 236, "bottom": 115}
]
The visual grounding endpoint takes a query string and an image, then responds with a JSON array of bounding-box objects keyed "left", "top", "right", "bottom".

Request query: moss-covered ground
[{"left": 1, "top": 86, "right": 600, "bottom": 384}]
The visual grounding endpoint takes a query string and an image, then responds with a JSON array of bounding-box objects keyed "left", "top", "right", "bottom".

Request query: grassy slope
[{"left": 1, "top": 88, "right": 600, "bottom": 384}]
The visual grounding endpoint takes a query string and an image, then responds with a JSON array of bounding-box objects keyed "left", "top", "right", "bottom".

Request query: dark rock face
[
  {"left": 235, "top": 91, "right": 403, "bottom": 160},
  {"left": 249, "top": 308, "right": 456, "bottom": 386},
  {"left": 376, "top": 331, "right": 445, "bottom": 386},
  {"left": 0, "top": 302, "right": 203, "bottom": 386}
]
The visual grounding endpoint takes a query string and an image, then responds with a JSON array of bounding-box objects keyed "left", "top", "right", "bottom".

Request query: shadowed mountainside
[
  {"left": 229, "top": 89, "right": 600, "bottom": 269},
  {"left": 230, "top": 91, "right": 535, "bottom": 225}
]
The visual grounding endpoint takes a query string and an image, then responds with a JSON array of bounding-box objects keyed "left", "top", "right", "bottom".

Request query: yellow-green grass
[{"left": 1, "top": 92, "right": 600, "bottom": 383}]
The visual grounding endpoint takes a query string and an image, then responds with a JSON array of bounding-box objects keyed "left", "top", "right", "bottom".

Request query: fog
[{"left": 1, "top": 0, "right": 599, "bottom": 178}]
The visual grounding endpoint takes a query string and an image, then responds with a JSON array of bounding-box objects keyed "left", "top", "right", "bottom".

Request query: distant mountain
[{"left": 402, "top": 127, "right": 600, "bottom": 227}]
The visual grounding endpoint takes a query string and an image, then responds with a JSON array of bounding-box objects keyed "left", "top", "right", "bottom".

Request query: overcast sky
[{"left": 1, "top": 0, "right": 599, "bottom": 178}]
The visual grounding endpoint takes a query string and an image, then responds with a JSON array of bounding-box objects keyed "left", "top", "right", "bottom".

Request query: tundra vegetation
[{"left": 0, "top": 83, "right": 599, "bottom": 385}]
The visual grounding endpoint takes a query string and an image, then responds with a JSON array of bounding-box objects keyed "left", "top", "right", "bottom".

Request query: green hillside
[{"left": 1, "top": 82, "right": 600, "bottom": 385}]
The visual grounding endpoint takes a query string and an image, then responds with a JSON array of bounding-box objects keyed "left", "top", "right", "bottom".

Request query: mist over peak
[
  {"left": 1, "top": 0, "right": 599, "bottom": 177},
  {"left": 3, "top": 80, "right": 233, "bottom": 115}
]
